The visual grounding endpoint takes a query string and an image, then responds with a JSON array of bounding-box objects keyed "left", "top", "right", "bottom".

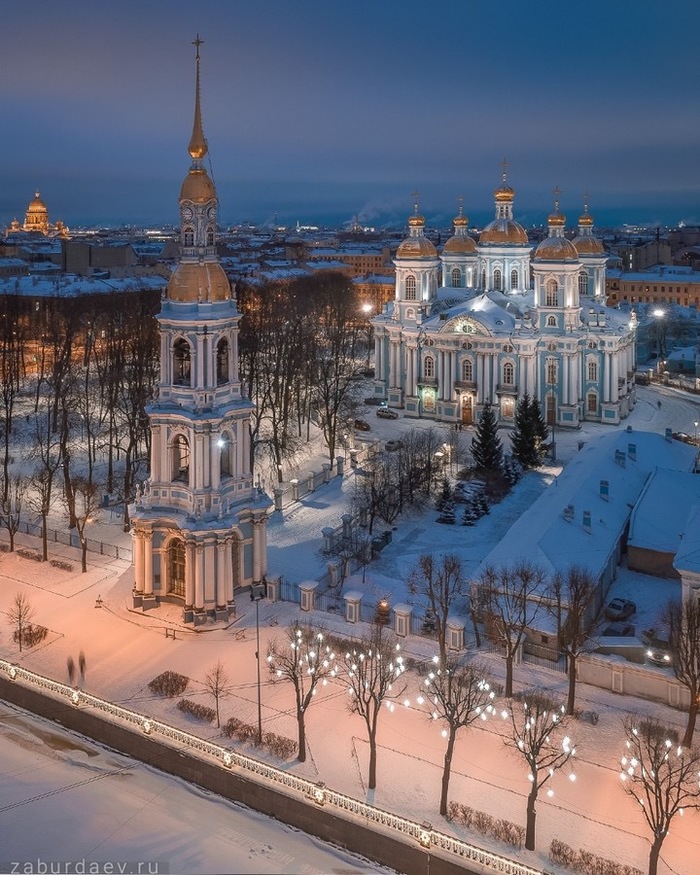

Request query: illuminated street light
[{"left": 250, "top": 581, "right": 266, "bottom": 744}]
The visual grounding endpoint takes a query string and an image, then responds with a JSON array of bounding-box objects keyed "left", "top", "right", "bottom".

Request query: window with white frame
[
  {"left": 451, "top": 268, "right": 461, "bottom": 288},
  {"left": 171, "top": 434, "right": 190, "bottom": 482},
  {"left": 502, "top": 361, "right": 514, "bottom": 385},
  {"left": 405, "top": 275, "right": 417, "bottom": 300},
  {"left": 545, "top": 278, "right": 559, "bottom": 307},
  {"left": 587, "top": 358, "right": 598, "bottom": 382},
  {"left": 587, "top": 391, "right": 598, "bottom": 413},
  {"left": 461, "top": 358, "right": 473, "bottom": 381},
  {"left": 578, "top": 272, "right": 589, "bottom": 296},
  {"left": 546, "top": 315, "right": 557, "bottom": 326},
  {"left": 423, "top": 356, "right": 435, "bottom": 378},
  {"left": 511, "top": 268, "right": 518, "bottom": 290},
  {"left": 546, "top": 357, "right": 557, "bottom": 385},
  {"left": 493, "top": 268, "right": 502, "bottom": 291}
]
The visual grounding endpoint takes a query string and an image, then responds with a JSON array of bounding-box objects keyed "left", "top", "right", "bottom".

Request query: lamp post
[
  {"left": 362, "top": 303, "right": 373, "bottom": 370},
  {"left": 250, "top": 581, "right": 266, "bottom": 744},
  {"left": 652, "top": 309, "right": 665, "bottom": 375}
]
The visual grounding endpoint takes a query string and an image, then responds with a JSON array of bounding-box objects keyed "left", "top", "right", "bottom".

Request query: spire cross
[
  {"left": 583, "top": 191, "right": 590, "bottom": 214},
  {"left": 457, "top": 194, "right": 464, "bottom": 216},
  {"left": 500, "top": 157, "right": 509, "bottom": 183},
  {"left": 193, "top": 34, "right": 204, "bottom": 59},
  {"left": 553, "top": 185, "right": 561, "bottom": 212},
  {"left": 412, "top": 190, "right": 420, "bottom": 215}
]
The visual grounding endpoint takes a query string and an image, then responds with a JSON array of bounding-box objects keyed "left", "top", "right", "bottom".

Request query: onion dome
[
  {"left": 167, "top": 261, "right": 230, "bottom": 302},
  {"left": 572, "top": 199, "right": 605, "bottom": 255},
  {"left": 443, "top": 201, "right": 477, "bottom": 254},
  {"left": 533, "top": 192, "right": 578, "bottom": 262},
  {"left": 397, "top": 194, "right": 437, "bottom": 258},
  {"left": 479, "top": 161, "right": 529, "bottom": 245}
]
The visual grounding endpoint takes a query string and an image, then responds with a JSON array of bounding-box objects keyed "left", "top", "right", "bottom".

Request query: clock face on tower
[
  {"left": 182, "top": 206, "right": 193, "bottom": 222},
  {"left": 207, "top": 205, "right": 217, "bottom": 222}
]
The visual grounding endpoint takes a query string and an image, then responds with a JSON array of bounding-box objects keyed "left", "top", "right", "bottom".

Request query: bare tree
[
  {"left": 343, "top": 624, "right": 407, "bottom": 790},
  {"left": 69, "top": 477, "right": 102, "bottom": 573},
  {"left": 0, "top": 473, "right": 24, "bottom": 552},
  {"left": 546, "top": 566, "right": 599, "bottom": 715},
  {"left": 620, "top": 714, "right": 700, "bottom": 875},
  {"left": 267, "top": 624, "right": 338, "bottom": 762},
  {"left": 203, "top": 660, "right": 229, "bottom": 728},
  {"left": 419, "top": 657, "right": 497, "bottom": 815},
  {"left": 476, "top": 562, "right": 545, "bottom": 697},
  {"left": 6, "top": 592, "right": 35, "bottom": 653},
  {"left": 27, "top": 410, "right": 62, "bottom": 561},
  {"left": 665, "top": 597, "right": 700, "bottom": 747},
  {"left": 408, "top": 553, "right": 468, "bottom": 664},
  {"left": 505, "top": 691, "right": 576, "bottom": 851}
]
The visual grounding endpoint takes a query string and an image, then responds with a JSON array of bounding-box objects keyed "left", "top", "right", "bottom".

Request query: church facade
[
  {"left": 130, "top": 39, "right": 271, "bottom": 624},
  {"left": 372, "top": 177, "right": 637, "bottom": 430}
]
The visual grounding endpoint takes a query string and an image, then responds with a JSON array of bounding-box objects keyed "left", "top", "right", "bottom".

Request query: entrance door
[{"left": 461, "top": 395, "right": 473, "bottom": 425}]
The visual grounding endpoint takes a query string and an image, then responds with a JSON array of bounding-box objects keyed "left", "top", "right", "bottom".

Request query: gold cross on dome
[
  {"left": 412, "top": 190, "right": 420, "bottom": 214},
  {"left": 553, "top": 185, "right": 561, "bottom": 212},
  {"left": 193, "top": 34, "right": 204, "bottom": 58},
  {"left": 500, "top": 157, "right": 509, "bottom": 183}
]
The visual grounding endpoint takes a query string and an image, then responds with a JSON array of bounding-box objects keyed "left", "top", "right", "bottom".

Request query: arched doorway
[
  {"left": 461, "top": 395, "right": 473, "bottom": 425},
  {"left": 167, "top": 538, "right": 186, "bottom": 598}
]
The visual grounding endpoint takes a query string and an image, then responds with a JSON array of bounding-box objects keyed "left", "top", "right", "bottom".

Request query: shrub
[
  {"left": 148, "top": 670, "right": 189, "bottom": 697},
  {"left": 177, "top": 699, "right": 216, "bottom": 722},
  {"left": 222, "top": 718, "right": 297, "bottom": 759},
  {"left": 17, "top": 548, "right": 42, "bottom": 562},
  {"left": 13, "top": 624, "right": 48, "bottom": 648},
  {"left": 549, "top": 840, "right": 643, "bottom": 875},
  {"left": 50, "top": 559, "right": 74, "bottom": 572},
  {"left": 448, "top": 802, "right": 521, "bottom": 848}
]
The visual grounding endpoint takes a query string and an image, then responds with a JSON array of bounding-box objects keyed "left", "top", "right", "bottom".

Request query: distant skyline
[{"left": 3, "top": 0, "right": 699, "bottom": 231}]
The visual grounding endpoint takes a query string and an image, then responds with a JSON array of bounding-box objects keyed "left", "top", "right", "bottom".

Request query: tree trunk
[
  {"left": 368, "top": 730, "right": 377, "bottom": 790},
  {"left": 505, "top": 653, "right": 514, "bottom": 699},
  {"left": 81, "top": 539, "right": 88, "bottom": 573},
  {"left": 567, "top": 653, "right": 577, "bottom": 716},
  {"left": 297, "top": 711, "right": 307, "bottom": 763},
  {"left": 439, "top": 728, "right": 457, "bottom": 816},
  {"left": 682, "top": 699, "right": 698, "bottom": 749},
  {"left": 525, "top": 784, "right": 538, "bottom": 851},
  {"left": 648, "top": 835, "right": 664, "bottom": 875},
  {"left": 41, "top": 511, "right": 48, "bottom": 561}
]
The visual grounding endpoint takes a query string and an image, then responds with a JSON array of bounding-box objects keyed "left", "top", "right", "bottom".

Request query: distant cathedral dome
[
  {"left": 479, "top": 218, "right": 529, "bottom": 245},
  {"left": 396, "top": 202, "right": 437, "bottom": 259},
  {"left": 23, "top": 191, "right": 49, "bottom": 233},
  {"left": 443, "top": 205, "right": 477, "bottom": 254},
  {"left": 533, "top": 200, "right": 578, "bottom": 261},
  {"left": 572, "top": 203, "right": 605, "bottom": 255}
]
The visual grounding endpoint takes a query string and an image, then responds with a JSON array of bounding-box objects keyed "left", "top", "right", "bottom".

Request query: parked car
[
  {"left": 605, "top": 597, "right": 636, "bottom": 621},
  {"left": 376, "top": 407, "right": 399, "bottom": 420},
  {"left": 364, "top": 396, "right": 382, "bottom": 406},
  {"left": 602, "top": 622, "right": 635, "bottom": 637},
  {"left": 354, "top": 418, "right": 371, "bottom": 431},
  {"left": 385, "top": 439, "right": 404, "bottom": 452},
  {"left": 642, "top": 632, "right": 672, "bottom": 665}
]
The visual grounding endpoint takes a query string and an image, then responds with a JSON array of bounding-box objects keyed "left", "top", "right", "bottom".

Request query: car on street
[
  {"left": 605, "top": 597, "right": 636, "bottom": 621},
  {"left": 602, "top": 622, "right": 635, "bottom": 637},
  {"left": 354, "top": 419, "right": 371, "bottom": 431},
  {"left": 385, "top": 439, "right": 404, "bottom": 452},
  {"left": 376, "top": 407, "right": 399, "bottom": 420},
  {"left": 646, "top": 644, "right": 672, "bottom": 666}
]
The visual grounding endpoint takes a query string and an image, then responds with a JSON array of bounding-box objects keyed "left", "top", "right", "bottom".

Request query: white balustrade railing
[{"left": 1, "top": 659, "right": 543, "bottom": 875}]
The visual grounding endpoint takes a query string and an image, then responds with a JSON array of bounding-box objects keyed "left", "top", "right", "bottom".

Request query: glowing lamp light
[
  {"left": 142, "top": 719, "right": 152, "bottom": 735},
  {"left": 222, "top": 752, "right": 233, "bottom": 768},
  {"left": 71, "top": 691, "right": 80, "bottom": 705}
]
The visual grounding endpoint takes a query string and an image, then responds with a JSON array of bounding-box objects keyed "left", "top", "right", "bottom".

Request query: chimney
[
  {"left": 563, "top": 504, "right": 575, "bottom": 522},
  {"left": 628, "top": 443, "right": 637, "bottom": 461},
  {"left": 600, "top": 480, "right": 609, "bottom": 501},
  {"left": 614, "top": 449, "right": 626, "bottom": 467},
  {"left": 582, "top": 510, "right": 592, "bottom": 532}
]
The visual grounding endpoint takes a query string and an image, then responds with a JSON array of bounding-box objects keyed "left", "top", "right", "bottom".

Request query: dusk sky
[{"left": 3, "top": 0, "right": 699, "bottom": 230}]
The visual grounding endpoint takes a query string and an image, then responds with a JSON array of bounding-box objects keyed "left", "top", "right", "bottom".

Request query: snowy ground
[{"left": 1, "top": 382, "right": 699, "bottom": 874}]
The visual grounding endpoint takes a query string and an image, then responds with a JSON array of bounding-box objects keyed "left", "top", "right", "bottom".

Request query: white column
[
  {"left": 133, "top": 530, "right": 145, "bottom": 593},
  {"left": 252, "top": 517, "right": 265, "bottom": 582},
  {"left": 211, "top": 432, "right": 220, "bottom": 490},
  {"left": 216, "top": 539, "right": 227, "bottom": 608},
  {"left": 224, "top": 537, "right": 234, "bottom": 603},
  {"left": 612, "top": 354, "right": 619, "bottom": 400},
  {"left": 562, "top": 355, "right": 570, "bottom": 405},
  {"left": 185, "top": 540, "right": 195, "bottom": 609},
  {"left": 143, "top": 532, "right": 153, "bottom": 595}
]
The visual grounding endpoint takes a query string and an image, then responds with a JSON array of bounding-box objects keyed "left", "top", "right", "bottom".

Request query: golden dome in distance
[
  {"left": 479, "top": 161, "right": 529, "bottom": 246},
  {"left": 27, "top": 191, "right": 47, "bottom": 212},
  {"left": 443, "top": 198, "right": 477, "bottom": 254},
  {"left": 534, "top": 187, "right": 578, "bottom": 261},
  {"left": 167, "top": 261, "right": 230, "bottom": 302},
  {"left": 572, "top": 196, "right": 605, "bottom": 255}
]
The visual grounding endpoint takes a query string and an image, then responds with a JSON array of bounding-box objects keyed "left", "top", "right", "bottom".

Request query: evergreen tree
[
  {"left": 435, "top": 477, "right": 452, "bottom": 512},
  {"left": 510, "top": 394, "right": 548, "bottom": 469},
  {"left": 461, "top": 503, "right": 477, "bottom": 526},
  {"left": 437, "top": 495, "right": 456, "bottom": 525},
  {"left": 471, "top": 402, "right": 503, "bottom": 472}
]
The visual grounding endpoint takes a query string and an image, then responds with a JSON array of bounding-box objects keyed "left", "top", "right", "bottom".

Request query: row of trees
[
  {"left": 264, "top": 619, "right": 699, "bottom": 870},
  {"left": 471, "top": 394, "right": 549, "bottom": 473}
]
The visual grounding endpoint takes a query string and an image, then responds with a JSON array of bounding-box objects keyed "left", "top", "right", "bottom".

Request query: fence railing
[
  {"left": 15, "top": 520, "right": 132, "bottom": 562},
  {"left": 0, "top": 658, "right": 545, "bottom": 875}
]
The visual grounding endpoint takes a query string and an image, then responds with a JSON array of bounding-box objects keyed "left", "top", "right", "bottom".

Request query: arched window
[
  {"left": 173, "top": 339, "right": 191, "bottom": 386},
  {"left": 502, "top": 361, "right": 514, "bottom": 385},
  {"left": 510, "top": 268, "right": 518, "bottom": 290},
  {"left": 587, "top": 359, "right": 598, "bottom": 382},
  {"left": 481, "top": 269, "right": 486, "bottom": 290},
  {"left": 578, "top": 272, "right": 589, "bottom": 296},
  {"left": 587, "top": 391, "right": 598, "bottom": 413},
  {"left": 546, "top": 357, "right": 558, "bottom": 386},
  {"left": 167, "top": 539, "right": 186, "bottom": 598},
  {"left": 546, "top": 315, "right": 557, "bottom": 327},
  {"left": 423, "top": 356, "right": 435, "bottom": 378},
  {"left": 206, "top": 227, "right": 214, "bottom": 247},
  {"left": 216, "top": 338, "right": 229, "bottom": 385},
  {"left": 183, "top": 228, "right": 194, "bottom": 247},
  {"left": 219, "top": 433, "right": 232, "bottom": 478},
  {"left": 172, "top": 434, "right": 190, "bottom": 483},
  {"left": 545, "top": 278, "right": 559, "bottom": 307},
  {"left": 451, "top": 268, "right": 461, "bottom": 288},
  {"left": 461, "top": 358, "right": 473, "bottom": 382},
  {"left": 493, "top": 268, "right": 502, "bottom": 291},
  {"left": 405, "top": 275, "right": 417, "bottom": 300}
]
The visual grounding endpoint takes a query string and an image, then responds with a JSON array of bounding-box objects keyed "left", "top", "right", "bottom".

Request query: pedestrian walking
[
  {"left": 67, "top": 656, "right": 75, "bottom": 686},
  {"left": 79, "top": 650, "right": 86, "bottom": 684}
]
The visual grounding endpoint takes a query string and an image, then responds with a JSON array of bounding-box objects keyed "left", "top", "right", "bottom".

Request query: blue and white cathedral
[
  {"left": 131, "top": 39, "right": 271, "bottom": 624},
  {"left": 373, "top": 173, "right": 636, "bottom": 428}
]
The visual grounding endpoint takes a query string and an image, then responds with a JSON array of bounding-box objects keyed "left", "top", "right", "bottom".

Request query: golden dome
[
  {"left": 533, "top": 236, "right": 578, "bottom": 261},
  {"left": 453, "top": 214, "right": 468, "bottom": 228},
  {"left": 479, "top": 218, "right": 529, "bottom": 245},
  {"left": 180, "top": 169, "right": 216, "bottom": 203},
  {"left": 167, "top": 261, "right": 231, "bottom": 302},
  {"left": 443, "top": 234, "right": 477, "bottom": 255},
  {"left": 578, "top": 213, "right": 594, "bottom": 227},
  {"left": 27, "top": 192, "right": 47, "bottom": 213},
  {"left": 396, "top": 236, "right": 437, "bottom": 258},
  {"left": 548, "top": 212, "right": 566, "bottom": 227},
  {"left": 494, "top": 184, "right": 514, "bottom": 203},
  {"left": 572, "top": 235, "right": 605, "bottom": 255},
  {"left": 408, "top": 214, "right": 425, "bottom": 227}
]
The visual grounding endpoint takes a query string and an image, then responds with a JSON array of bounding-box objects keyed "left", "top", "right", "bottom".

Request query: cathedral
[
  {"left": 130, "top": 39, "right": 272, "bottom": 624},
  {"left": 6, "top": 191, "right": 69, "bottom": 237},
  {"left": 372, "top": 174, "right": 637, "bottom": 430}
]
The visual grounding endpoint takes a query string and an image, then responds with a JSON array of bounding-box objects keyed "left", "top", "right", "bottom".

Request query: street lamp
[
  {"left": 361, "top": 302, "right": 373, "bottom": 370},
  {"left": 652, "top": 309, "right": 665, "bottom": 375},
  {"left": 250, "top": 581, "right": 266, "bottom": 745}
]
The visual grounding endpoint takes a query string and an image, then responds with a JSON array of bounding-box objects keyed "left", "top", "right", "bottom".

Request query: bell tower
[{"left": 131, "top": 37, "right": 271, "bottom": 625}]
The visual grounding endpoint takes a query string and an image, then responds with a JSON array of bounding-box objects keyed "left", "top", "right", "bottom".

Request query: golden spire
[
  {"left": 188, "top": 35, "right": 208, "bottom": 161},
  {"left": 408, "top": 189, "right": 425, "bottom": 226},
  {"left": 549, "top": 185, "right": 566, "bottom": 227}
]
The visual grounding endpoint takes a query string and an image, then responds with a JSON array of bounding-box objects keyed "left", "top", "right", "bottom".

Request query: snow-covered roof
[
  {"left": 628, "top": 468, "right": 700, "bottom": 554},
  {"left": 0, "top": 273, "right": 166, "bottom": 298},
  {"left": 673, "top": 504, "right": 700, "bottom": 575},
  {"left": 478, "top": 430, "right": 697, "bottom": 582}
]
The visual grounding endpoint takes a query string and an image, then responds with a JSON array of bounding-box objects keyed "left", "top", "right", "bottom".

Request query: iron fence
[{"left": 16, "top": 520, "right": 132, "bottom": 562}]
